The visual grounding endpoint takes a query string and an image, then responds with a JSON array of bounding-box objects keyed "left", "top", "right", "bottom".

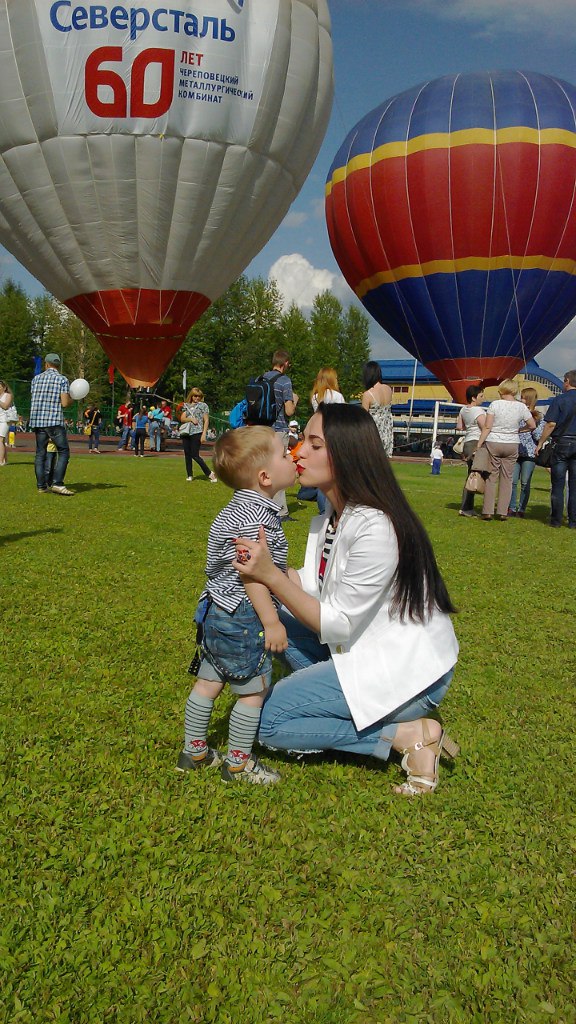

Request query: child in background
[
  {"left": 430, "top": 444, "right": 444, "bottom": 475},
  {"left": 176, "top": 426, "right": 297, "bottom": 785}
]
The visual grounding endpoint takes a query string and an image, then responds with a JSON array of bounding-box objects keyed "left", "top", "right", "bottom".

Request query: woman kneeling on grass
[{"left": 233, "top": 404, "right": 460, "bottom": 796}]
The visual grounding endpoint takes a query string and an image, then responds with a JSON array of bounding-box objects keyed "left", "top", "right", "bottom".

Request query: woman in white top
[
  {"left": 310, "top": 367, "right": 345, "bottom": 412},
  {"left": 361, "top": 361, "right": 394, "bottom": 456},
  {"left": 233, "top": 404, "right": 460, "bottom": 797},
  {"left": 456, "top": 385, "right": 486, "bottom": 516},
  {"left": 475, "top": 379, "right": 536, "bottom": 520},
  {"left": 0, "top": 380, "right": 14, "bottom": 466}
]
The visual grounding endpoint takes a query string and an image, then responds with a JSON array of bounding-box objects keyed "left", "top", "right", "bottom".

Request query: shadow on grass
[
  {"left": 445, "top": 499, "right": 553, "bottom": 523},
  {"left": 68, "top": 482, "right": 127, "bottom": 493},
  {"left": 0, "top": 526, "right": 64, "bottom": 546}
]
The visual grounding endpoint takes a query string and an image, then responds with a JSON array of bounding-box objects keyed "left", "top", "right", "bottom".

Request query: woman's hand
[{"left": 233, "top": 526, "right": 277, "bottom": 585}]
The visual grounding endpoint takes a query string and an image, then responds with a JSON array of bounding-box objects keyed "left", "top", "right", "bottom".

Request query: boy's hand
[{"left": 264, "top": 621, "right": 288, "bottom": 653}]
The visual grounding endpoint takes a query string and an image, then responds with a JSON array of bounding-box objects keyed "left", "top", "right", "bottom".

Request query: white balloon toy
[{"left": 69, "top": 378, "right": 90, "bottom": 401}]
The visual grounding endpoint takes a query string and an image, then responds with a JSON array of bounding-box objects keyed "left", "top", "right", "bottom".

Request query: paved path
[
  {"left": 11, "top": 433, "right": 457, "bottom": 465},
  {"left": 10, "top": 433, "right": 213, "bottom": 459}
]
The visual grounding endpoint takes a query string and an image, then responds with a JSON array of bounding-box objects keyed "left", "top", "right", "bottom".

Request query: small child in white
[
  {"left": 177, "top": 426, "right": 297, "bottom": 785},
  {"left": 430, "top": 444, "right": 444, "bottom": 475}
]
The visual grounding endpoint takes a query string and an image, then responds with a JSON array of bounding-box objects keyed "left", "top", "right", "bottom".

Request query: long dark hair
[
  {"left": 319, "top": 403, "right": 456, "bottom": 623},
  {"left": 362, "top": 360, "right": 383, "bottom": 389}
]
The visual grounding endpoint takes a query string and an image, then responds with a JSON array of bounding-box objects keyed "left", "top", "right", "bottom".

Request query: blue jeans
[
  {"left": 148, "top": 420, "right": 161, "bottom": 451},
  {"left": 550, "top": 438, "right": 576, "bottom": 526},
  {"left": 117, "top": 426, "right": 132, "bottom": 449},
  {"left": 88, "top": 425, "right": 100, "bottom": 450},
  {"left": 509, "top": 458, "right": 536, "bottom": 513},
  {"left": 259, "top": 611, "right": 455, "bottom": 761},
  {"left": 34, "top": 426, "right": 69, "bottom": 489},
  {"left": 297, "top": 486, "right": 326, "bottom": 515}
]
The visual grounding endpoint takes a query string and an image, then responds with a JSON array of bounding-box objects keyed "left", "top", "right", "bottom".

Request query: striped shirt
[
  {"left": 204, "top": 489, "right": 288, "bottom": 612},
  {"left": 29, "top": 369, "right": 70, "bottom": 428},
  {"left": 318, "top": 514, "right": 337, "bottom": 591}
]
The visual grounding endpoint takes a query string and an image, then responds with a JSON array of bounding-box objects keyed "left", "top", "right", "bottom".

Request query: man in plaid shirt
[{"left": 29, "top": 353, "right": 74, "bottom": 495}]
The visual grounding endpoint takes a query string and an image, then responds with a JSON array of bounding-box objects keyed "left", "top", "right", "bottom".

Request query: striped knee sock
[
  {"left": 226, "top": 703, "right": 262, "bottom": 770},
  {"left": 184, "top": 691, "right": 214, "bottom": 761}
]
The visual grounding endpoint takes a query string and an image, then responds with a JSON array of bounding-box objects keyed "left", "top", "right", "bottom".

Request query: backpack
[
  {"left": 245, "top": 371, "right": 281, "bottom": 426},
  {"left": 228, "top": 398, "right": 248, "bottom": 429}
]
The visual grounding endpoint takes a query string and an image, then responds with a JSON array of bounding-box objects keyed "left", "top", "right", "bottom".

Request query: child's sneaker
[
  {"left": 176, "top": 748, "right": 222, "bottom": 772},
  {"left": 220, "top": 756, "right": 281, "bottom": 785}
]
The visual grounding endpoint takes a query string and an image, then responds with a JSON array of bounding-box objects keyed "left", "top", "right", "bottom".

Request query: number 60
[{"left": 85, "top": 46, "right": 175, "bottom": 118}]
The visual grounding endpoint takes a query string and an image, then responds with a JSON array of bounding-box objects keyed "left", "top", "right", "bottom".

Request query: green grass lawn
[{"left": 1, "top": 451, "right": 574, "bottom": 1024}]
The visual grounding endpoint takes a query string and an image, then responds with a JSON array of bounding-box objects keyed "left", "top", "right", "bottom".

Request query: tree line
[{"left": 0, "top": 276, "right": 370, "bottom": 415}]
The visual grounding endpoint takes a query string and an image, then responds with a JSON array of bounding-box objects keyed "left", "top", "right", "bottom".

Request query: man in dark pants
[
  {"left": 263, "top": 349, "right": 299, "bottom": 521},
  {"left": 536, "top": 369, "right": 576, "bottom": 528},
  {"left": 29, "top": 353, "right": 74, "bottom": 495}
]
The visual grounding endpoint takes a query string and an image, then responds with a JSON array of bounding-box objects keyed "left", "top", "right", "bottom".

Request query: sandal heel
[{"left": 441, "top": 733, "right": 460, "bottom": 759}]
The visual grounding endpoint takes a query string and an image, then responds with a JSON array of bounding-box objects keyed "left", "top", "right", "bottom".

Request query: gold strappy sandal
[{"left": 394, "top": 720, "right": 460, "bottom": 796}]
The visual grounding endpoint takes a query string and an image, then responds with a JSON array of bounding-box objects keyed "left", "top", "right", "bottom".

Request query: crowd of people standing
[
  {"left": 4, "top": 349, "right": 574, "bottom": 530},
  {"left": 455, "top": 371, "right": 576, "bottom": 528}
]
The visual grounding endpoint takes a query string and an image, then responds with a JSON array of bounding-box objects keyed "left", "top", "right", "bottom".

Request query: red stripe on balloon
[
  {"left": 427, "top": 356, "right": 526, "bottom": 404},
  {"left": 327, "top": 141, "right": 576, "bottom": 286},
  {"left": 65, "top": 288, "right": 211, "bottom": 387}
]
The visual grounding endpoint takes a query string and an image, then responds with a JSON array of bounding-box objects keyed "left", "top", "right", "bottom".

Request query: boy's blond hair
[
  {"left": 214, "top": 426, "right": 276, "bottom": 489},
  {"left": 497, "top": 378, "right": 519, "bottom": 397}
]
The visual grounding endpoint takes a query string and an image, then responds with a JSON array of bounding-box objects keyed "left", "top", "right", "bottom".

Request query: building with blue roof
[{"left": 375, "top": 358, "right": 563, "bottom": 452}]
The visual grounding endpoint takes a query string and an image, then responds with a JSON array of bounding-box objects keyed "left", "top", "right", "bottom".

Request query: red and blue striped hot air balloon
[{"left": 326, "top": 70, "right": 576, "bottom": 402}]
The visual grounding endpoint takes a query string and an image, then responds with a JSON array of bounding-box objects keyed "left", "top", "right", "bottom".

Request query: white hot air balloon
[{"left": 0, "top": 0, "right": 333, "bottom": 386}]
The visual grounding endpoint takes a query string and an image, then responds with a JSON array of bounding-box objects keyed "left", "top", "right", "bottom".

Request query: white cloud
[
  {"left": 268, "top": 253, "right": 351, "bottom": 312},
  {"left": 311, "top": 197, "right": 325, "bottom": 220},
  {"left": 413, "top": 0, "right": 576, "bottom": 36},
  {"left": 282, "top": 211, "right": 308, "bottom": 229}
]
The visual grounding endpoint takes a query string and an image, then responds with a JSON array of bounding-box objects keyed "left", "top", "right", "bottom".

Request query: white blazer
[{"left": 298, "top": 505, "right": 459, "bottom": 730}]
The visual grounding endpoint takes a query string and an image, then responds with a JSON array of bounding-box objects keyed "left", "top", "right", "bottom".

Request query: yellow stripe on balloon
[
  {"left": 325, "top": 126, "right": 576, "bottom": 197},
  {"left": 355, "top": 254, "right": 576, "bottom": 299}
]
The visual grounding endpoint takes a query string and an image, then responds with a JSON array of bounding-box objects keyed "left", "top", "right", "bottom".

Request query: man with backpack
[
  {"left": 261, "top": 350, "right": 298, "bottom": 520},
  {"left": 229, "top": 349, "right": 298, "bottom": 519}
]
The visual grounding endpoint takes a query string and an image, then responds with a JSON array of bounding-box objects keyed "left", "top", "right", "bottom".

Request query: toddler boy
[{"left": 177, "top": 427, "right": 297, "bottom": 784}]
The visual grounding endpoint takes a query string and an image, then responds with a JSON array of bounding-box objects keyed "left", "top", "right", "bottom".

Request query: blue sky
[
  {"left": 246, "top": 0, "right": 576, "bottom": 379},
  {"left": 3, "top": 0, "right": 576, "bottom": 377}
]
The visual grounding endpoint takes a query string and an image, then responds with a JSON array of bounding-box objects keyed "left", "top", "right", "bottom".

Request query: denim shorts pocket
[{"left": 203, "top": 602, "right": 266, "bottom": 681}]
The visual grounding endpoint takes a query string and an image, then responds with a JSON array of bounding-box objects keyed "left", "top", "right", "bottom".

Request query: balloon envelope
[
  {"left": 326, "top": 70, "right": 576, "bottom": 401},
  {"left": 0, "top": 0, "right": 333, "bottom": 386},
  {"left": 69, "top": 378, "right": 90, "bottom": 400}
]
